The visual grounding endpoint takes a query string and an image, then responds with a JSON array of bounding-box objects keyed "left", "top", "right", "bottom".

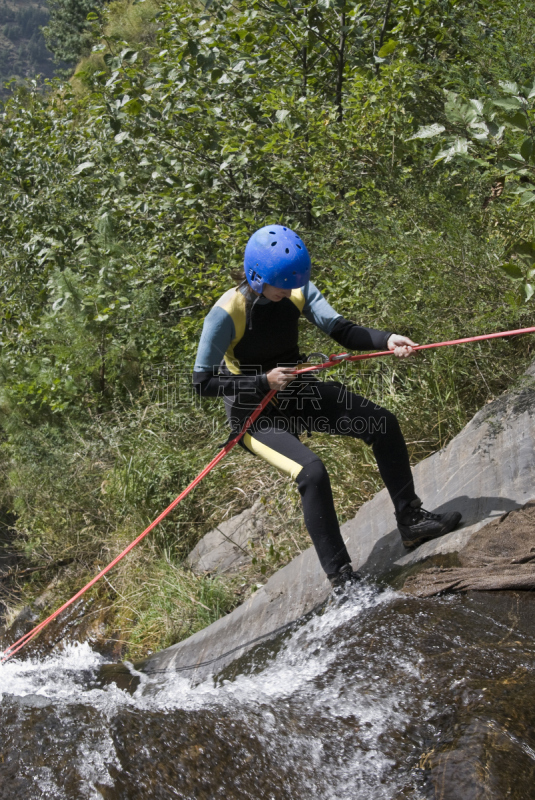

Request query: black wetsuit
[{"left": 193, "top": 282, "right": 417, "bottom": 575}]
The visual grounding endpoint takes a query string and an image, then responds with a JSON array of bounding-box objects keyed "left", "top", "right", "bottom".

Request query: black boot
[
  {"left": 327, "top": 562, "right": 362, "bottom": 593},
  {"left": 397, "top": 498, "right": 462, "bottom": 549}
]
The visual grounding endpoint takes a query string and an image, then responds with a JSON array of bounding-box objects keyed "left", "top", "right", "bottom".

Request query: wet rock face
[
  {"left": 426, "top": 710, "right": 535, "bottom": 800},
  {"left": 0, "top": 698, "right": 108, "bottom": 800},
  {"left": 420, "top": 595, "right": 535, "bottom": 800},
  {"left": 0, "top": 596, "right": 126, "bottom": 664},
  {"left": 1, "top": 589, "right": 534, "bottom": 799},
  {"left": 186, "top": 501, "right": 269, "bottom": 575}
]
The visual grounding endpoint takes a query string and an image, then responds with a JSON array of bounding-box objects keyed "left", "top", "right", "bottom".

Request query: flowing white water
[
  {"left": 1, "top": 584, "right": 392, "bottom": 707},
  {"left": 2, "top": 585, "right": 535, "bottom": 799},
  {"left": 0, "top": 584, "right": 432, "bottom": 799}
]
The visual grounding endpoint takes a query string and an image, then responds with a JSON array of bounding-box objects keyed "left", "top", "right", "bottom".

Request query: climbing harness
[{"left": 2, "top": 324, "right": 535, "bottom": 663}]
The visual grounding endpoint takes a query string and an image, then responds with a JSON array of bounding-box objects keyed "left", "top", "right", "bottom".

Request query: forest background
[
  {"left": 1, "top": 0, "right": 535, "bottom": 659},
  {"left": 0, "top": 0, "right": 110, "bottom": 94}
]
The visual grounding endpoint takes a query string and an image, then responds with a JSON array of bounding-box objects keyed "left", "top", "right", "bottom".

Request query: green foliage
[
  {"left": 43, "top": 0, "right": 106, "bottom": 66},
  {"left": 1, "top": 0, "right": 535, "bottom": 654},
  {"left": 409, "top": 75, "right": 535, "bottom": 303},
  {"left": 118, "top": 557, "right": 239, "bottom": 659}
]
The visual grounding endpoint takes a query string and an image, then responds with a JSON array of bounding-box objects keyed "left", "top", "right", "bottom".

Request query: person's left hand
[{"left": 387, "top": 334, "right": 419, "bottom": 358}]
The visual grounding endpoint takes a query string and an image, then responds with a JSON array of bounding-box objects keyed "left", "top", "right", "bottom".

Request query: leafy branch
[{"left": 409, "top": 78, "right": 535, "bottom": 302}]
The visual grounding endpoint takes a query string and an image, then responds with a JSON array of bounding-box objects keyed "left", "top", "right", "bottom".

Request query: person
[{"left": 192, "top": 224, "right": 461, "bottom": 590}]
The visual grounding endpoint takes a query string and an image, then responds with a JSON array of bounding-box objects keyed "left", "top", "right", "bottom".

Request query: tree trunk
[
  {"left": 335, "top": 8, "right": 346, "bottom": 123},
  {"left": 302, "top": 42, "right": 313, "bottom": 227},
  {"left": 376, "top": 0, "right": 393, "bottom": 76}
]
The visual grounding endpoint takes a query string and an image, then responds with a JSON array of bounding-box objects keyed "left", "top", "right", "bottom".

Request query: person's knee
[
  {"left": 295, "top": 458, "right": 330, "bottom": 493},
  {"left": 365, "top": 407, "right": 400, "bottom": 444}
]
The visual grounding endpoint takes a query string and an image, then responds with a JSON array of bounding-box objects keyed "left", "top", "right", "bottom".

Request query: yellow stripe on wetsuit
[
  {"left": 242, "top": 433, "right": 304, "bottom": 480},
  {"left": 289, "top": 288, "right": 305, "bottom": 313},
  {"left": 216, "top": 288, "right": 247, "bottom": 375}
]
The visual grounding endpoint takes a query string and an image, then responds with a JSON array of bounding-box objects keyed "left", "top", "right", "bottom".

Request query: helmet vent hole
[
  {"left": 269, "top": 231, "right": 276, "bottom": 234},
  {"left": 296, "top": 244, "right": 302, "bottom": 250},
  {"left": 283, "top": 227, "right": 287, "bottom": 230},
  {"left": 292, "top": 271, "right": 297, "bottom": 275},
  {"left": 271, "top": 241, "right": 277, "bottom": 247},
  {"left": 285, "top": 248, "right": 289, "bottom": 254}
]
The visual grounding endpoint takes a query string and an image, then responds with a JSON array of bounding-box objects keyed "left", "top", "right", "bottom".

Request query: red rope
[
  {"left": 1, "top": 391, "right": 277, "bottom": 662},
  {"left": 296, "top": 326, "right": 535, "bottom": 373},
  {"left": 2, "top": 324, "right": 534, "bottom": 663}
]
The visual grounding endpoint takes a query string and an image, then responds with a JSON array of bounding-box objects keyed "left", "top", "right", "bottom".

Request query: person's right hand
[{"left": 266, "top": 367, "right": 295, "bottom": 391}]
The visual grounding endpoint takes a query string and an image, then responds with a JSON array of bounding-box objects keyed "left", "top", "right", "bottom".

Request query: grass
[
  {"left": 111, "top": 554, "right": 240, "bottom": 660},
  {"left": 71, "top": 0, "right": 161, "bottom": 91}
]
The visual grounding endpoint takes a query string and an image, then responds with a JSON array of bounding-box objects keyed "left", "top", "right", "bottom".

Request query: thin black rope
[{"left": 140, "top": 599, "right": 328, "bottom": 675}]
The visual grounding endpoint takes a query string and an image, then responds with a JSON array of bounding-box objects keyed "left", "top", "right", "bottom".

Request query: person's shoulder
[
  {"left": 302, "top": 281, "right": 324, "bottom": 303},
  {"left": 213, "top": 286, "right": 246, "bottom": 317},
  {"left": 289, "top": 281, "right": 323, "bottom": 312},
  {"left": 202, "top": 287, "right": 244, "bottom": 321}
]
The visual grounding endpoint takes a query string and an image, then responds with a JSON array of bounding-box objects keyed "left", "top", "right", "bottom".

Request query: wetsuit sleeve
[
  {"left": 193, "top": 305, "right": 270, "bottom": 397},
  {"left": 329, "top": 317, "right": 392, "bottom": 351},
  {"left": 193, "top": 369, "right": 270, "bottom": 398},
  {"left": 302, "top": 282, "right": 391, "bottom": 350},
  {"left": 302, "top": 281, "right": 342, "bottom": 334}
]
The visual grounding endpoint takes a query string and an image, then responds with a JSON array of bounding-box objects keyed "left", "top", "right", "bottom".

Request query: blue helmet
[{"left": 244, "top": 224, "right": 311, "bottom": 294}]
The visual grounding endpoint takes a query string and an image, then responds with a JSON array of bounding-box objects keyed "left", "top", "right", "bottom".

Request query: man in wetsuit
[{"left": 193, "top": 225, "right": 461, "bottom": 590}]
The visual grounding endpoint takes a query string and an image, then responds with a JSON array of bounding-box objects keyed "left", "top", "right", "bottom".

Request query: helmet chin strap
[
  {"left": 238, "top": 278, "right": 264, "bottom": 328},
  {"left": 248, "top": 293, "right": 262, "bottom": 330}
]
